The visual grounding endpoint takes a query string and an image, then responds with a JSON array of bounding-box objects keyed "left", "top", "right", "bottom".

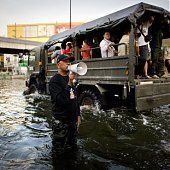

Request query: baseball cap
[{"left": 57, "top": 54, "right": 75, "bottom": 63}]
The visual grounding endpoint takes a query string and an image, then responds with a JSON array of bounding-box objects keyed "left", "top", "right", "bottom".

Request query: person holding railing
[
  {"left": 100, "top": 31, "right": 115, "bottom": 58},
  {"left": 118, "top": 29, "right": 131, "bottom": 56},
  {"left": 90, "top": 37, "right": 101, "bottom": 58},
  {"left": 136, "top": 16, "right": 154, "bottom": 79},
  {"left": 80, "top": 39, "right": 91, "bottom": 60}
]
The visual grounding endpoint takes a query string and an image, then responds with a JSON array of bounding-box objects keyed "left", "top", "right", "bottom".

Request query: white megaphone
[{"left": 68, "top": 62, "right": 87, "bottom": 75}]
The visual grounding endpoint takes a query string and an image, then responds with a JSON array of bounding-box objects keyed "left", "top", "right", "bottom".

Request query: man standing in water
[{"left": 49, "top": 54, "right": 81, "bottom": 155}]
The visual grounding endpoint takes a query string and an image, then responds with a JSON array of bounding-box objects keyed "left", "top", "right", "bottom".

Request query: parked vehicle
[{"left": 24, "top": 2, "right": 170, "bottom": 111}]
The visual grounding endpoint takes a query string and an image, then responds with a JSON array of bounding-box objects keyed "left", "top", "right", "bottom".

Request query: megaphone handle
[
  {"left": 69, "top": 71, "right": 77, "bottom": 82},
  {"left": 69, "top": 71, "right": 75, "bottom": 78}
]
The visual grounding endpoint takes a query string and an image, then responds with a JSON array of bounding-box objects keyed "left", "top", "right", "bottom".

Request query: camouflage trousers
[
  {"left": 151, "top": 48, "right": 164, "bottom": 76},
  {"left": 51, "top": 117, "right": 78, "bottom": 155}
]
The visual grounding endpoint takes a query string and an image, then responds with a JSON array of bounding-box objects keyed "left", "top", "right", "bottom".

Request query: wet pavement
[{"left": 0, "top": 79, "right": 170, "bottom": 170}]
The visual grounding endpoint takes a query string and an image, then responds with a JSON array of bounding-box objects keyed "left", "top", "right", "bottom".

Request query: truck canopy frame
[{"left": 46, "top": 2, "right": 170, "bottom": 47}]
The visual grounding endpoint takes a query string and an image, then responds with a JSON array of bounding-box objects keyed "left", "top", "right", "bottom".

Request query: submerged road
[{"left": 0, "top": 79, "right": 170, "bottom": 170}]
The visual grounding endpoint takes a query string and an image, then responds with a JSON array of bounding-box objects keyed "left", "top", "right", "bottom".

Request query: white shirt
[
  {"left": 137, "top": 21, "right": 152, "bottom": 47},
  {"left": 118, "top": 34, "right": 129, "bottom": 56},
  {"left": 100, "top": 38, "right": 115, "bottom": 58}
]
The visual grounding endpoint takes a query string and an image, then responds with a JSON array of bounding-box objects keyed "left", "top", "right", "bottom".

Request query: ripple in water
[{"left": 0, "top": 79, "right": 170, "bottom": 170}]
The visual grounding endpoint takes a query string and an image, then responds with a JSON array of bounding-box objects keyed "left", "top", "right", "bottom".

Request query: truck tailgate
[{"left": 135, "top": 80, "right": 170, "bottom": 111}]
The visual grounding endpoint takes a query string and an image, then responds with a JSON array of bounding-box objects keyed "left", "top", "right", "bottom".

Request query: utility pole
[{"left": 70, "top": 0, "right": 71, "bottom": 29}]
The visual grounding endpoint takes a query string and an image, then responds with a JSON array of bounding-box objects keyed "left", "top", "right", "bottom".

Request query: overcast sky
[{"left": 0, "top": 0, "right": 169, "bottom": 36}]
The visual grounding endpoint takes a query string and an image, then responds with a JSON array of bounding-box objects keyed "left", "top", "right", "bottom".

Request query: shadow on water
[{"left": 0, "top": 79, "right": 170, "bottom": 170}]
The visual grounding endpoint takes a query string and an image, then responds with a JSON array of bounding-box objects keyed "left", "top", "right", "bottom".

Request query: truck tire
[{"left": 78, "top": 90, "right": 102, "bottom": 109}]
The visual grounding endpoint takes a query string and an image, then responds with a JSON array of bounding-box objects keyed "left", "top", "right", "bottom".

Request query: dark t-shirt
[
  {"left": 90, "top": 43, "right": 101, "bottom": 58},
  {"left": 150, "top": 23, "right": 163, "bottom": 49},
  {"left": 49, "top": 73, "right": 80, "bottom": 123}
]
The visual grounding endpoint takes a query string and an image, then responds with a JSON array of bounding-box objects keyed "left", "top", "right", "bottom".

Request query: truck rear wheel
[{"left": 78, "top": 90, "right": 102, "bottom": 109}]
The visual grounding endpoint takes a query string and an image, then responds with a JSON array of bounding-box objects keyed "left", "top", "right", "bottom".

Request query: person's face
[
  {"left": 149, "top": 16, "right": 154, "bottom": 22},
  {"left": 57, "top": 60, "right": 71, "bottom": 72},
  {"left": 104, "top": 32, "right": 110, "bottom": 40}
]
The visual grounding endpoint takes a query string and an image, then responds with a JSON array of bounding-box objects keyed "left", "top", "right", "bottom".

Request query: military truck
[{"left": 25, "top": 2, "right": 170, "bottom": 111}]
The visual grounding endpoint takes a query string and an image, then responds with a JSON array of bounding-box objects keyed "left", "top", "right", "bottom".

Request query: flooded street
[{"left": 0, "top": 79, "right": 170, "bottom": 170}]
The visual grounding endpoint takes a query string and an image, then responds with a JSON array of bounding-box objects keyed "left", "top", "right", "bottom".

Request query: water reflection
[
  {"left": 0, "top": 79, "right": 170, "bottom": 170},
  {"left": 80, "top": 107, "right": 170, "bottom": 170}
]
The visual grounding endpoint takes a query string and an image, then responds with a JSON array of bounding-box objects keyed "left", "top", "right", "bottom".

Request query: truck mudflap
[{"left": 135, "top": 80, "right": 170, "bottom": 111}]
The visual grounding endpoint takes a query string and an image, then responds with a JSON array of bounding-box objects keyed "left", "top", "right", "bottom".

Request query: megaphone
[{"left": 68, "top": 62, "right": 87, "bottom": 75}]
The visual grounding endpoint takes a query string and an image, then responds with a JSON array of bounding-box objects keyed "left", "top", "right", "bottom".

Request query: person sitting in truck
[
  {"left": 80, "top": 39, "right": 91, "bottom": 60},
  {"left": 90, "top": 37, "right": 101, "bottom": 58},
  {"left": 63, "top": 42, "right": 73, "bottom": 57},
  {"left": 51, "top": 49, "right": 61, "bottom": 63},
  {"left": 59, "top": 42, "right": 66, "bottom": 55},
  {"left": 100, "top": 31, "right": 115, "bottom": 58},
  {"left": 118, "top": 29, "right": 131, "bottom": 56}
]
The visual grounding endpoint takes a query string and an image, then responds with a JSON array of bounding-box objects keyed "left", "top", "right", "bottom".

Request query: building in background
[
  {"left": 0, "top": 54, "right": 4, "bottom": 69},
  {"left": 7, "top": 22, "right": 84, "bottom": 42},
  {"left": 0, "top": 53, "right": 31, "bottom": 75},
  {"left": 0, "top": 37, "right": 42, "bottom": 74}
]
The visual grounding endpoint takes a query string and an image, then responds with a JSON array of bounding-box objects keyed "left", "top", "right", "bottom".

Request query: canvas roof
[{"left": 46, "top": 2, "right": 170, "bottom": 46}]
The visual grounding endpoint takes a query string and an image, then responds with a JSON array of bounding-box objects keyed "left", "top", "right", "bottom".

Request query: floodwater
[{"left": 0, "top": 79, "right": 170, "bottom": 170}]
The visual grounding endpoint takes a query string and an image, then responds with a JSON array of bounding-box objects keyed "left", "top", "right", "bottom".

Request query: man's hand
[{"left": 68, "top": 72, "right": 77, "bottom": 86}]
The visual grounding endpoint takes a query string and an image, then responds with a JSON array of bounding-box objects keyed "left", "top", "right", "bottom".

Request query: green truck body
[{"left": 25, "top": 2, "right": 170, "bottom": 111}]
